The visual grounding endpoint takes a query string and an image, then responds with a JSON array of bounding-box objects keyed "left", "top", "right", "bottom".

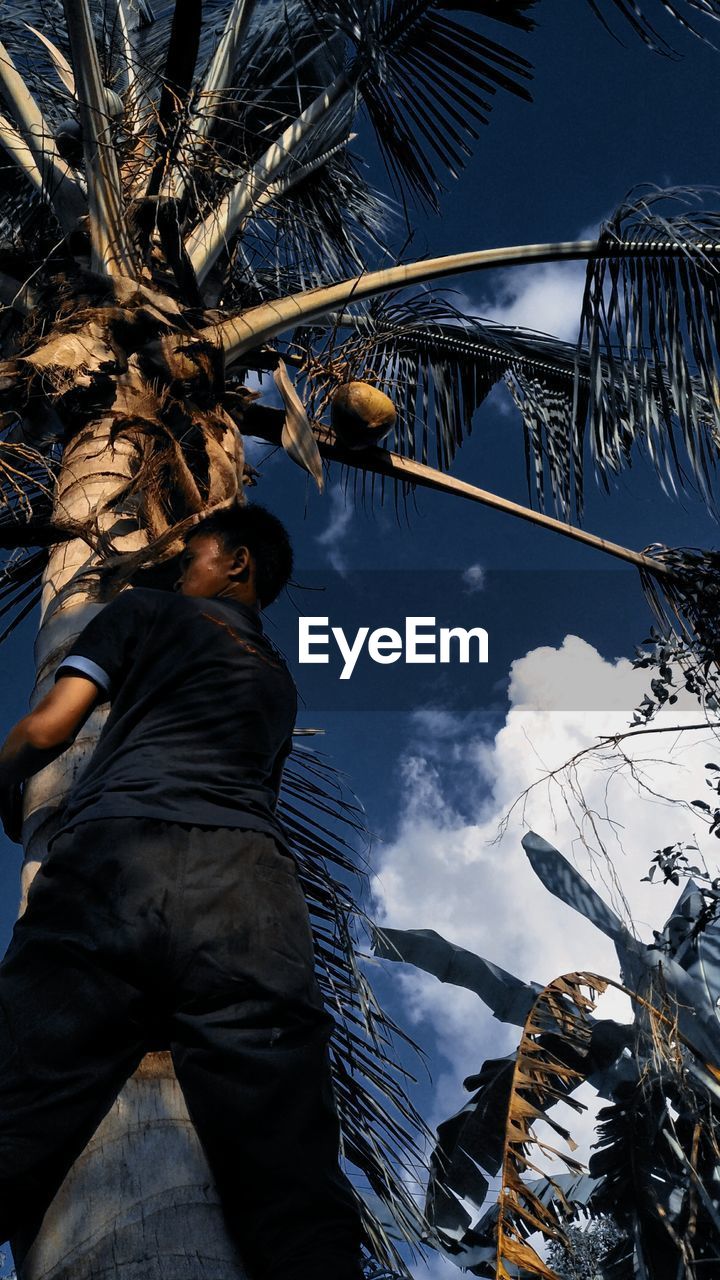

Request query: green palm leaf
[
  {"left": 279, "top": 745, "right": 432, "bottom": 1275},
  {"left": 575, "top": 188, "right": 720, "bottom": 509}
]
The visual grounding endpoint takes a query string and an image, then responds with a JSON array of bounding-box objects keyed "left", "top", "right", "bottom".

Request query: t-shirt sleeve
[{"left": 54, "top": 591, "right": 148, "bottom": 699}]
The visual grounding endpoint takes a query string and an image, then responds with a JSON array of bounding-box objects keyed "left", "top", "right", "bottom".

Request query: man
[{"left": 0, "top": 503, "right": 364, "bottom": 1280}]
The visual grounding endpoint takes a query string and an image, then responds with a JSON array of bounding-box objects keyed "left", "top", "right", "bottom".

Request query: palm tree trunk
[
  {"left": 14, "top": 411, "right": 248, "bottom": 1280},
  {"left": 16, "top": 1053, "right": 247, "bottom": 1280}
]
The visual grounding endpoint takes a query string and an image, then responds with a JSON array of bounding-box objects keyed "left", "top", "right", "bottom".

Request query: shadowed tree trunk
[{"left": 17, "top": 1056, "right": 247, "bottom": 1280}]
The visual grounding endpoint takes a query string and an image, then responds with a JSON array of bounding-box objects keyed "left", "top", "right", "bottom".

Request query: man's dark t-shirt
[{"left": 53, "top": 588, "right": 297, "bottom": 852}]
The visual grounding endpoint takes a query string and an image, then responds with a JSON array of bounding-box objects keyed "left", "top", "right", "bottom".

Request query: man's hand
[{"left": 0, "top": 675, "right": 102, "bottom": 846}]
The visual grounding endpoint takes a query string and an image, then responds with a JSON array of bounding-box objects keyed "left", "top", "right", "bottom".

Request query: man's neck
[{"left": 212, "top": 586, "right": 260, "bottom": 613}]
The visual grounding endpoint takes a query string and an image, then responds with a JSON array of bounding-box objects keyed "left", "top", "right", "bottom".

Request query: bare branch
[
  {"left": 495, "top": 723, "right": 720, "bottom": 860},
  {"left": 0, "top": 266, "right": 36, "bottom": 313},
  {"left": 0, "top": 38, "right": 85, "bottom": 232},
  {"left": 62, "top": 0, "right": 137, "bottom": 277}
]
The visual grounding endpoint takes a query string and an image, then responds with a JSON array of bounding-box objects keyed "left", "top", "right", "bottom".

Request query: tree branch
[
  {"left": 205, "top": 237, "right": 720, "bottom": 365},
  {"left": 599, "top": 723, "right": 720, "bottom": 743},
  {"left": 0, "top": 39, "right": 85, "bottom": 232},
  {"left": 167, "top": 0, "right": 257, "bottom": 202},
  {"left": 63, "top": 0, "right": 137, "bottom": 276},
  {"left": 0, "top": 266, "right": 36, "bottom": 313}
]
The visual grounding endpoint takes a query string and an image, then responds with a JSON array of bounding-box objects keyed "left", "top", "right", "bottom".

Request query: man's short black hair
[{"left": 187, "top": 504, "right": 293, "bottom": 607}]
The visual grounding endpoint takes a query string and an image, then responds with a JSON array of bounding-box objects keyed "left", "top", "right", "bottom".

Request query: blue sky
[{"left": 1, "top": 2, "right": 720, "bottom": 1275}]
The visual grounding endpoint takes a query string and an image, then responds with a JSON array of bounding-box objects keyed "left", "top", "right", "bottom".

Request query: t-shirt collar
[{"left": 212, "top": 596, "right": 264, "bottom": 631}]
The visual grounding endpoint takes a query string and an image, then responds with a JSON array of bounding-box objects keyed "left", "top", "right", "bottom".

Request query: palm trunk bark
[{"left": 13, "top": 410, "right": 248, "bottom": 1280}]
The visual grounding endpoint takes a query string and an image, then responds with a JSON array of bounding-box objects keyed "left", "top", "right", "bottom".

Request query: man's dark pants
[{"left": 0, "top": 818, "right": 363, "bottom": 1279}]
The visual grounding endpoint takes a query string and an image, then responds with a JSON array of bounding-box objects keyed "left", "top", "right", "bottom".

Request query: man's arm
[{"left": 0, "top": 675, "right": 102, "bottom": 843}]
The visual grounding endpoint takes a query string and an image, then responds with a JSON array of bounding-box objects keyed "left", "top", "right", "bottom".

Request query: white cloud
[
  {"left": 462, "top": 563, "right": 486, "bottom": 594},
  {"left": 371, "top": 634, "right": 716, "bottom": 1178},
  {"left": 453, "top": 220, "right": 601, "bottom": 345},
  {"left": 478, "top": 260, "right": 588, "bottom": 344},
  {"left": 315, "top": 483, "right": 354, "bottom": 572}
]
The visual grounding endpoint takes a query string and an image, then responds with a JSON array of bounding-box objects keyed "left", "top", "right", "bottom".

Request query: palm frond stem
[
  {"left": 252, "top": 133, "right": 358, "bottom": 212},
  {"left": 314, "top": 430, "right": 673, "bottom": 576},
  {"left": 62, "top": 0, "right": 137, "bottom": 276},
  {"left": 210, "top": 238, "right": 719, "bottom": 363},
  {"left": 0, "top": 111, "right": 44, "bottom": 197},
  {"left": 207, "top": 242, "right": 591, "bottom": 360},
  {"left": 0, "top": 39, "right": 85, "bottom": 232},
  {"left": 186, "top": 71, "right": 353, "bottom": 282},
  {"left": 115, "top": 0, "right": 149, "bottom": 133},
  {"left": 166, "top": 0, "right": 257, "bottom": 201}
]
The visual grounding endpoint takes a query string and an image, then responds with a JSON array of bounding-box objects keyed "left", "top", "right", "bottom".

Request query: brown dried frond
[
  {"left": 105, "top": 389, "right": 245, "bottom": 550},
  {"left": 87, "top": 494, "right": 243, "bottom": 597},
  {"left": 0, "top": 438, "right": 57, "bottom": 516},
  {"left": 496, "top": 972, "right": 609, "bottom": 1280}
]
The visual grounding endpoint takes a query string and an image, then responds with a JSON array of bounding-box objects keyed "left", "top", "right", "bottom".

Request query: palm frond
[
  {"left": 0, "top": 432, "right": 64, "bottom": 639},
  {"left": 373, "top": 842, "right": 720, "bottom": 1276},
  {"left": 259, "top": 148, "right": 390, "bottom": 280},
  {"left": 0, "top": 30, "right": 85, "bottom": 233},
  {"left": 291, "top": 292, "right": 590, "bottom": 517},
  {"left": 575, "top": 187, "right": 720, "bottom": 508},
  {"left": 635, "top": 544, "right": 720, "bottom": 723},
  {"left": 278, "top": 745, "right": 432, "bottom": 1277},
  {"left": 113, "top": 0, "right": 155, "bottom": 132},
  {"left": 62, "top": 0, "right": 136, "bottom": 275},
  {"left": 307, "top": 0, "right": 534, "bottom": 213},
  {"left": 0, "top": 547, "right": 45, "bottom": 642},
  {"left": 179, "top": 0, "right": 534, "bottom": 281},
  {"left": 586, "top": 0, "right": 720, "bottom": 51},
  {"left": 587, "top": 1076, "right": 720, "bottom": 1279}
]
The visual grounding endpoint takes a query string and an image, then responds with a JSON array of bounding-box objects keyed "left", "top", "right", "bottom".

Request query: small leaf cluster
[
  {"left": 643, "top": 841, "right": 703, "bottom": 887},
  {"left": 644, "top": 838, "right": 720, "bottom": 938},
  {"left": 691, "top": 761, "right": 720, "bottom": 837},
  {"left": 629, "top": 627, "right": 711, "bottom": 726}
]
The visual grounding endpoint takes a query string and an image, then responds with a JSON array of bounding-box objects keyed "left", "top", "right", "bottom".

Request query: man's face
[{"left": 176, "top": 533, "right": 247, "bottom": 598}]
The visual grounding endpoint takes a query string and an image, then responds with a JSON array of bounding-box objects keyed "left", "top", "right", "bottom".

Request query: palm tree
[{"left": 1, "top": 1, "right": 720, "bottom": 1277}]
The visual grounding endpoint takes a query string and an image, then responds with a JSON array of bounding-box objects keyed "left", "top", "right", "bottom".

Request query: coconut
[{"left": 331, "top": 381, "right": 396, "bottom": 449}]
